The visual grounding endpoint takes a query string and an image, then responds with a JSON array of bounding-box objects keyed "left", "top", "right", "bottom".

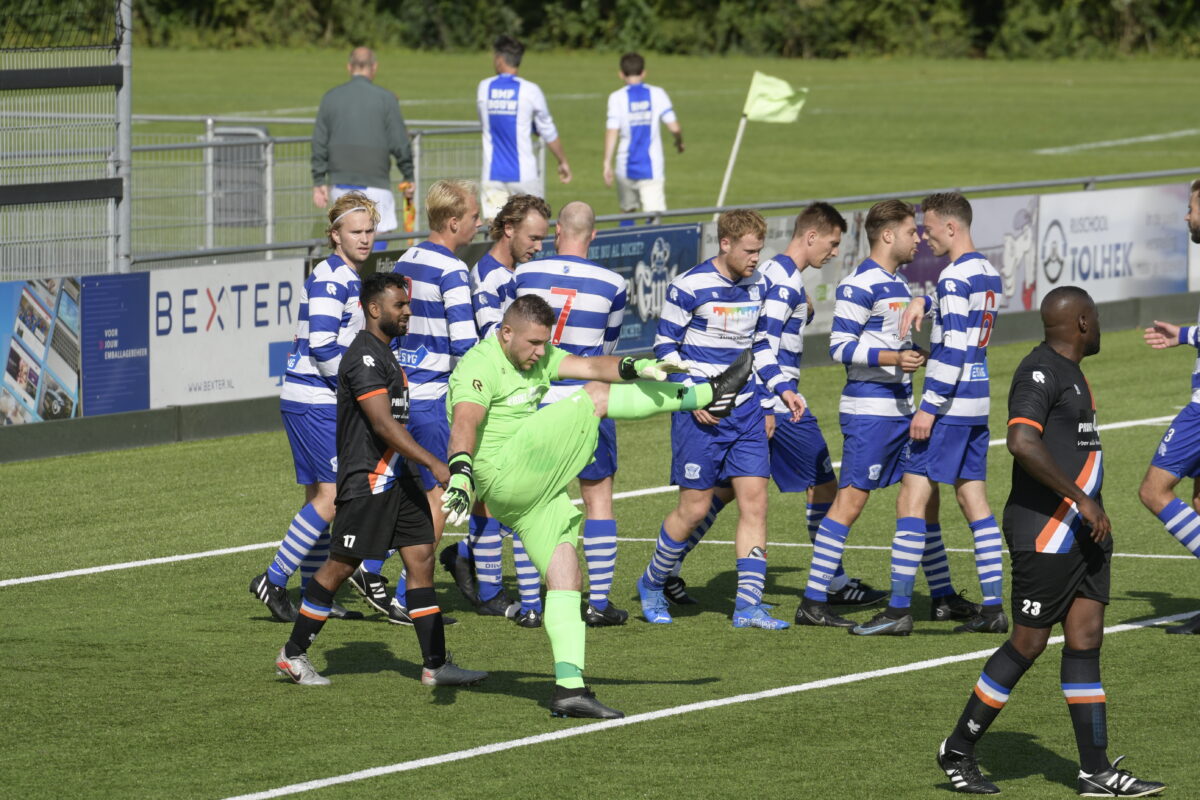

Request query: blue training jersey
[
  {"left": 919, "top": 251, "right": 1003, "bottom": 425},
  {"left": 1177, "top": 306, "right": 1200, "bottom": 405},
  {"left": 476, "top": 73, "right": 558, "bottom": 184},
  {"left": 829, "top": 258, "right": 916, "bottom": 419},
  {"left": 514, "top": 255, "right": 627, "bottom": 402},
  {"left": 392, "top": 241, "right": 478, "bottom": 401},
  {"left": 280, "top": 254, "right": 362, "bottom": 410},
  {"left": 606, "top": 82, "right": 676, "bottom": 181}
]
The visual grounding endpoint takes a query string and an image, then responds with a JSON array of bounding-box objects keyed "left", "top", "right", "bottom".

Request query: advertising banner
[
  {"left": 149, "top": 260, "right": 303, "bottom": 407},
  {"left": 81, "top": 272, "right": 151, "bottom": 417},
  {"left": 1036, "top": 184, "right": 1190, "bottom": 305},
  {"left": 0, "top": 277, "right": 84, "bottom": 425},
  {"left": 536, "top": 224, "right": 701, "bottom": 354}
]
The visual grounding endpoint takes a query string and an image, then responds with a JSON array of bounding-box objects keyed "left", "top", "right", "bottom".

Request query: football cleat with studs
[
  {"left": 937, "top": 739, "right": 999, "bottom": 794},
  {"left": 1078, "top": 756, "right": 1165, "bottom": 797},
  {"left": 549, "top": 686, "right": 624, "bottom": 719},
  {"left": 249, "top": 572, "right": 297, "bottom": 622},
  {"left": 275, "top": 647, "right": 330, "bottom": 686}
]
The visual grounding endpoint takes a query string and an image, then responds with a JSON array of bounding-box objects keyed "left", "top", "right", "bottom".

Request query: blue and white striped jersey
[
  {"left": 514, "top": 255, "right": 627, "bottom": 403},
  {"left": 655, "top": 259, "right": 764, "bottom": 408},
  {"left": 751, "top": 254, "right": 810, "bottom": 414},
  {"left": 476, "top": 74, "right": 558, "bottom": 184},
  {"left": 470, "top": 252, "right": 516, "bottom": 338},
  {"left": 280, "top": 254, "right": 362, "bottom": 410},
  {"left": 919, "top": 252, "right": 1002, "bottom": 425},
  {"left": 392, "top": 241, "right": 478, "bottom": 401},
  {"left": 1177, "top": 307, "right": 1200, "bottom": 405},
  {"left": 606, "top": 83, "right": 676, "bottom": 181},
  {"left": 830, "top": 259, "right": 916, "bottom": 419}
]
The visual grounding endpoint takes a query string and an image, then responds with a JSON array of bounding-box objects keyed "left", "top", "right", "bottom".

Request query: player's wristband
[
  {"left": 448, "top": 451, "right": 474, "bottom": 486},
  {"left": 1180, "top": 326, "right": 1193, "bottom": 346},
  {"left": 618, "top": 356, "right": 639, "bottom": 381}
]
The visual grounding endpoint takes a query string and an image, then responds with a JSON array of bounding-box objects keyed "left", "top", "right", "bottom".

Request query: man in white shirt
[
  {"left": 476, "top": 35, "right": 572, "bottom": 220},
  {"left": 602, "top": 52, "right": 683, "bottom": 220}
]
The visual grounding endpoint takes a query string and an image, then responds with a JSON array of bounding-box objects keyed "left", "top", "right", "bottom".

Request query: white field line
[
  {"left": 222, "top": 608, "right": 1197, "bottom": 800},
  {"left": 0, "top": 414, "right": 1178, "bottom": 589},
  {"left": 1035, "top": 128, "right": 1200, "bottom": 155}
]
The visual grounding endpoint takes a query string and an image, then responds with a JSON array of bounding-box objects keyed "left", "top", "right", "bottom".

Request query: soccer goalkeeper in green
[{"left": 443, "top": 293, "right": 751, "bottom": 719}]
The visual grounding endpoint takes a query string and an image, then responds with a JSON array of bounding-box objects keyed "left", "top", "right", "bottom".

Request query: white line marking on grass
[
  {"left": 0, "top": 414, "right": 1179, "bottom": 589},
  {"left": 222, "top": 609, "right": 1197, "bottom": 800},
  {"left": 1035, "top": 129, "right": 1200, "bottom": 155}
]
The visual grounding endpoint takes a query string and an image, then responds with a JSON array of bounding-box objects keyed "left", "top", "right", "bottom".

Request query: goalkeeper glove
[
  {"left": 440, "top": 451, "right": 475, "bottom": 526},
  {"left": 618, "top": 356, "right": 688, "bottom": 382}
]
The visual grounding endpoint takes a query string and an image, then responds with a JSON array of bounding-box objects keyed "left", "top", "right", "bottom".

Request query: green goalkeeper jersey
[{"left": 446, "top": 335, "right": 569, "bottom": 467}]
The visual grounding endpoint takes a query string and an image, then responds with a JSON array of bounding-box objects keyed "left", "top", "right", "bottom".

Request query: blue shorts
[
  {"left": 281, "top": 404, "right": 337, "bottom": 485},
  {"left": 769, "top": 409, "right": 836, "bottom": 492},
  {"left": 903, "top": 423, "right": 990, "bottom": 484},
  {"left": 578, "top": 417, "right": 617, "bottom": 481},
  {"left": 838, "top": 414, "right": 910, "bottom": 491},
  {"left": 671, "top": 401, "right": 769, "bottom": 489},
  {"left": 1150, "top": 403, "right": 1200, "bottom": 479},
  {"left": 408, "top": 397, "right": 449, "bottom": 492}
]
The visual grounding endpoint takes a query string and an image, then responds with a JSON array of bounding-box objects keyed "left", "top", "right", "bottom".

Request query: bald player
[
  {"left": 937, "top": 287, "right": 1164, "bottom": 797},
  {"left": 513, "top": 201, "right": 630, "bottom": 627}
]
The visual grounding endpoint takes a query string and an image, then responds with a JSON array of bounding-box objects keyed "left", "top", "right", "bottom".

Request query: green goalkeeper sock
[
  {"left": 605, "top": 381, "right": 711, "bottom": 420},
  {"left": 545, "top": 590, "right": 586, "bottom": 689}
]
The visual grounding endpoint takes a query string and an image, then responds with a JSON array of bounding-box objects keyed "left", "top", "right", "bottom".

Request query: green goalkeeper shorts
[{"left": 477, "top": 389, "right": 600, "bottom": 575}]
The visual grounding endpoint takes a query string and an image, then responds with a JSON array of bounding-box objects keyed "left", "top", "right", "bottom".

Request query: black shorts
[
  {"left": 1009, "top": 544, "right": 1110, "bottom": 628},
  {"left": 331, "top": 477, "right": 434, "bottom": 559}
]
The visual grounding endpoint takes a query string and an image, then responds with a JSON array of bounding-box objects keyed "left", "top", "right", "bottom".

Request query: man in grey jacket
[{"left": 312, "top": 47, "right": 415, "bottom": 234}]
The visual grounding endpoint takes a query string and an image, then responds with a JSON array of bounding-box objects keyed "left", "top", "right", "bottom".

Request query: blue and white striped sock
[
  {"left": 1158, "top": 498, "right": 1200, "bottom": 557},
  {"left": 643, "top": 526, "right": 688, "bottom": 589},
  {"left": 671, "top": 496, "right": 726, "bottom": 575},
  {"left": 392, "top": 569, "right": 407, "bottom": 602},
  {"left": 888, "top": 517, "right": 926, "bottom": 609},
  {"left": 360, "top": 557, "right": 386, "bottom": 574},
  {"left": 472, "top": 517, "right": 504, "bottom": 603},
  {"left": 584, "top": 519, "right": 618, "bottom": 610},
  {"left": 267, "top": 503, "right": 329, "bottom": 588},
  {"left": 805, "top": 518, "right": 850, "bottom": 602},
  {"left": 512, "top": 532, "right": 543, "bottom": 612},
  {"left": 298, "top": 529, "right": 331, "bottom": 591},
  {"left": 970, "top": 516, "right": 1005, "bottom": 607},
  {"left": 734, "top": 548, "right": 767, "bottom": 611},
  {"left": 807, "top": 501, "right": 846, "bottom": 587},
  {"left": 922, "top": 523, "right": 956, "bottom": 599},
  {"left": 462, "top": 513, "right": 487, "bottom": 562}
]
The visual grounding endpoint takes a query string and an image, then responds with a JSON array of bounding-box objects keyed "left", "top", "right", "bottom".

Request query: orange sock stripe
[
  {"left": 973, "top": 685, "right": 1006, "bottom": 709},
  {"left": 1066, "top": 695, "right": 1106, "bottom": 704},
  {"left": 409, "top": 606, "right": 440, "bottom": 619}
]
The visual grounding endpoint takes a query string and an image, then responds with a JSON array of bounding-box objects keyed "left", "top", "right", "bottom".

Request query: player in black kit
[
  {"left": 936, "top": 287, "right": 1164, "bottom": 797},
  {"left": 274, "top": 272, "right": 488, "bottom": 688}
]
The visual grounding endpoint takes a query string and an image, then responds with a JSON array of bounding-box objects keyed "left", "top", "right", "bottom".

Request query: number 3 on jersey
[
  {"left": 978, "top": 289, "right": 997, "bottom": 347},
  {"left": 549, "top": 286, "right": 578, "bottom": 345}
]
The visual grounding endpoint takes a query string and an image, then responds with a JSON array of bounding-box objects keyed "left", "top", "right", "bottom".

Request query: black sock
[
  {"left": 285, "top": 579, "right": 335, "bottom": 657},
  {"left": 406, "top": 586, "right": 446, "bottom": 670},
  {"left": 947, "top": 640, "right": 1035, "bottom": 755},
  {"left": 884, "top": 604, "right": 910, "bottom": 619},
  {"left": 1061, "top": 647, "right": 1109, "bottom": 774}
]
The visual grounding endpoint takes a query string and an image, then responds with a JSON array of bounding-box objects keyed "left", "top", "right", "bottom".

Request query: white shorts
[
  {"left": 616, "top": 176, "right": 666, "bottom": 214},
  {"left": 331, "top": 184, "right": 398, "bottom": 233},
  {"left": 481, "top": 179, "right": 543, "bottom": 220}
]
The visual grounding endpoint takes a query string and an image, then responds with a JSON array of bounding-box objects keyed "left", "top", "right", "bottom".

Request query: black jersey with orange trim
[
  {"left": 1002, "top": 342, "right": 1106, "bottom": 554},
  {"left": 336, "top": 330, "right": 412, "bottom": 502}
]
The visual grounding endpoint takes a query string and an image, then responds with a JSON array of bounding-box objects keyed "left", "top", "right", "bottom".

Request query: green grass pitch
[
  {"left": 132, "top": 50, "right": 1200, "bottom": 220},
  {"left": 3, "top": 326, "right": 1200, "bottom": 798}
]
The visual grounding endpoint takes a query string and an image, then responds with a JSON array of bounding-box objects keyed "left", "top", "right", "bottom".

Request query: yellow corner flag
[{"left": 742, "top": 71, "right": 808, "bottom": 123}]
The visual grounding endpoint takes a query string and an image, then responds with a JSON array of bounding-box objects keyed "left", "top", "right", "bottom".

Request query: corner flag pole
[{"left": 714, "top": 114, "right": 748, "bottom": 218}]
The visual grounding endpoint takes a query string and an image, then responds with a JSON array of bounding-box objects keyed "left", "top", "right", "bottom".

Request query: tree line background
[{"left": 8, "top": 0, "right": 1200, "bottom": 56}]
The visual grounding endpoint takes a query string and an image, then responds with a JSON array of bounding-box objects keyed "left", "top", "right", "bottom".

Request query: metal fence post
[
  {"left": 264, "top": 138, "right": 274, "bottom": 256},
  {"left": 114, "top": 0, "right": 133, "bottom": 273},
  {"left": 411, "top": 132, "right": 422, "bottom": 231},
  {"left": 204, "top": 117, "right": 215, "bottom": 249}
]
